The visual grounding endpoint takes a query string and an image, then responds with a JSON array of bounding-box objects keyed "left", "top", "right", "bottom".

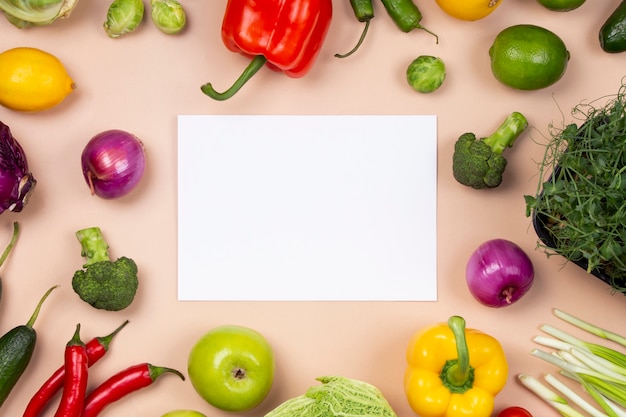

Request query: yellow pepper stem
[{"left": 440, "top": 316, "right": 475, "bottom": 393}]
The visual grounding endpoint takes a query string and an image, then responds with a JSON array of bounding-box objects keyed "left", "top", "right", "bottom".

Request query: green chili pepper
[
  {"left": 380, "top": 0, "right": 437, "bottom": 42},
  {"left": 335, "top": 0, "right": 375, "bottom": 58}
]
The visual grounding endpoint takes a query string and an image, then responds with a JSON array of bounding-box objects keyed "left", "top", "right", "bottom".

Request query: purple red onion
[
  {"left": 0, "top": 121, "right": 36, "bottom": 214},
  {"left": 466, "top": 238, "right": 535, "bottom": 307},
  {"left": 81, "top": 129, "right": 146, "bottom": 199}
]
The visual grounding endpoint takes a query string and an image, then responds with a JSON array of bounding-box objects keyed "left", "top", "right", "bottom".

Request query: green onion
[
  {"left": 524, "top": 309, "right": 626, "bottom": 415},
  {"left": 518, "top": 374, "right": 586, "bottom": 417},
  {"left": 578, "top": 374, "right": 626, "bottom": 409},
  {"left": 540, "top": 324, "right": 626, "bottom": 369},
  {"left": 544, "top": 374, "right": 607, "bottom": 417},
  {"left": 570, "top": 348, "right": 626, "bottom": 379},
  {"left": 531, "top": 349, "right": 625, "bottom": 385},
  {"left": 581, "top": 380, "right": 624, "bottom": 417},
  {"left": 553, "top": 309, "right": 626, "bottom": 348}
]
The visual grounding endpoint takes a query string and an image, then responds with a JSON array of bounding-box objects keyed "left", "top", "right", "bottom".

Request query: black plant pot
[
  {"left": 530, "top": 159, "right": 626, "bottom": 294},
  {"left": 532, "top": 210, "right": 626, "bottom": 296},
  {"left": 532, "top": 211, "right": 611, "bottom": 285}
]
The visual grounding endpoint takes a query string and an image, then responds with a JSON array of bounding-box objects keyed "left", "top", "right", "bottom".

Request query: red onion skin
[
  {"left": 81, "top": 130, "right": 146, "bottom": 199},
  {"left": 466, "top": 239, "right": 534, "bottom": 308}
]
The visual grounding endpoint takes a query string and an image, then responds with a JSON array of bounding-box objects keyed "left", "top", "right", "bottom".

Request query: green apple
[
  {"left": 161, "top": 411, "right": 206, "bottom": 417},
  {"left": 188, "top": 325, "right": 275, "bottom": 412}
]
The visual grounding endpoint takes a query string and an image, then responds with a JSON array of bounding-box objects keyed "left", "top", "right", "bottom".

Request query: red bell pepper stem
[
  {"left": 82, "top": 363, "right": 184, "bottom": 417},
  {"left": 201, "top": 55, "right": 267, "bottom": 101},
  {"left": 53, "top": 324, "right": 88, "bottom": 417},
  {"left": 23, "top": 320, "right": 129, "bottom": 417},
  {"left": 201, "top": 0, "right": 332, "bottom": 101}
]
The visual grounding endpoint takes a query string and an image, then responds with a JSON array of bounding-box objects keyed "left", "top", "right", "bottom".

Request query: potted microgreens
[{"left": 525, "top": 83, "right": 626, "bottom": 295}]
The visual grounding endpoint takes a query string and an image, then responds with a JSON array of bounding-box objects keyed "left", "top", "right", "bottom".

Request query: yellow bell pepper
[{"left": 404, "top": 316, "right": 508, "bottom": 417}]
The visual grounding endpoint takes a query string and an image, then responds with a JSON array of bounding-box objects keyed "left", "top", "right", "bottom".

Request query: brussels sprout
[
  {"left": 0, "top": 0, "right": 79, "bottom": 28},
  {"left": 406, "top": 55, "right": 446, "bottom": 94},
  {"left": 150, "top": 0, "right": 186, "bottom": 34},
  {"left": 103, "top": 0, "right": 144, "bottom": 38}
]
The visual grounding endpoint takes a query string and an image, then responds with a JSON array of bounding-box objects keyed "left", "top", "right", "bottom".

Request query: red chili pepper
[
  {"left": 82, "top": 363, "right": 184, "bottom": 417},
  {"left": 201, "top": 0, "right": 333, "bottom": 100},
  {"left": 23, "top": 320, "right": 129, "bottom": 417},
  {"left": 53, "top": 324, "right": 88, "bottom": 417}
]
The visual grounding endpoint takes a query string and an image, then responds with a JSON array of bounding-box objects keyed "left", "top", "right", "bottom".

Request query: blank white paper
[{"left": 177, "top": 115, "right": 437, "bottom": 301}]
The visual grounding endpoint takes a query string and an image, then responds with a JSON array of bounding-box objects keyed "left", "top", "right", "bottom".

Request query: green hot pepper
[
  {"left": 380, "top": 0, "right": 437, "bottom": 42},
  {"left": 335, "top": 0, "right": 375, "bottom": 58}
]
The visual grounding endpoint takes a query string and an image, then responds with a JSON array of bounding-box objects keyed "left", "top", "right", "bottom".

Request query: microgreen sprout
[{"left": 525, "top": 83, "right": 626, "bottom": 293}]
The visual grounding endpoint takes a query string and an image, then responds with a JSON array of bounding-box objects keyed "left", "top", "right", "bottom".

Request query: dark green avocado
[{"left": 600, "top": 1, "right": 626, "bottom": 53}]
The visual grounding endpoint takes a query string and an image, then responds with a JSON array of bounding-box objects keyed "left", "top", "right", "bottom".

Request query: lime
[
  {"left": 489, "top": 24, "right": 570, "bottom": 90},
  {"left": 536, "top": 0, "right": 586, "bottom": 11}
]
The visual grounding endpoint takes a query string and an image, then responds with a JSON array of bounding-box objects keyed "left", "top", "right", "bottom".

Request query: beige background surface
[{"left": 1, "top": 0, "right": 625, "bottom": 416}]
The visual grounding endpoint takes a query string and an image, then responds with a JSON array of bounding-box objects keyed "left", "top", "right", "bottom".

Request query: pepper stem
[
  {"left": 201, "top": 55, "right": 267, "bottom": 101},
  {"left": 444, "top": 316, "right": 473, "bottom": 389},
  {"left": 96, "top": 319, "right": 130, "bottom": 351},
  {"left": 419, "top": 25, "right": 439, "bottom": 44},
  {"left": 335, "top": 19, "right": 371, "bottom": 58},
  {"left": 147, "top": 363, "right": 185, "bottom": 382},
  {"left": 25, "top": 286, "right": 58, "bottom": 328},
  {"left": 0, "top": 222, "right": 19, "bottom": 268},
  {"left": 68, "top": 323, "right": 85, "bottom": 347}
]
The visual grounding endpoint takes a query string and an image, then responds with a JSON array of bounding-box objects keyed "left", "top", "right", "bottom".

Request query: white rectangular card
[{"left": 177, "top": 115, "right": 437, "bottom": 301}]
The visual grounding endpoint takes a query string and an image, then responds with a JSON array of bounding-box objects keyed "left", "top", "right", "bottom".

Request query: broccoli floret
[
  {"left": 452, "top": 112, "right": 528, "bottom": 189},
  {"left": 71, "top": 227, "right": 138, "bottom": 311}
]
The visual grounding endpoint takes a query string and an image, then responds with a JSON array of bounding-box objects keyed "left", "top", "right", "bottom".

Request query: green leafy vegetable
[
  {"left": 71, "top": 226, "right": 139, "bottom": 311},
  {"left": 452, "top": 111, "right": 528, "bottom": 189},
  {"left": 0, "top": 0, "right": 78, "bottom": 28},
  {"left": 265, "top": 376, "right": 397, "bottom": 417},
  {"left": 104, "top": 0, "right": 144, "bottom": 38},
  {"left": 406, "top": 55, "right": 446, "bottom": 94},
  {"left": 525, "top": 83, "right": 626, "bottom": 293},
  {"left": 150, "top": 0, "right": 186, "bottom": 34}
]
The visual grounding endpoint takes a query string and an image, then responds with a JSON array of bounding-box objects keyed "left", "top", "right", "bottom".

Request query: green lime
[
  {"left": 489, "top": 24, "right": 570, "bottom": 90},
  {"left": 536, "top": 0, "right": 586, "bottom": 11}
]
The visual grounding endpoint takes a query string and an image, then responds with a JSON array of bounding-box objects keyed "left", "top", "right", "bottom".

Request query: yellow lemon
[
  {"left": 435, "top": 0, "right": 503, "bottom": 21},
  {"left": 0, "top": 47, "right": 75, "bottom": 112},
  {"left": 489, "top": 24, "right": 570, "bottom": 90}
]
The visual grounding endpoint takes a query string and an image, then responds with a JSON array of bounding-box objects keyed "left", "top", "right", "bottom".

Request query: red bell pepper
[{"left": 201, "top": 0, "right": 333, "bottom": 100}]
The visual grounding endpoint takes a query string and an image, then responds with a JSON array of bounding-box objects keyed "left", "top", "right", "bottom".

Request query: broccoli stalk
[
  {"left": 77, "top": 227, "right": 111, "bottom": 265},
  {"left": 72, "top": 227, "right": 138, "bottom": 311},
  {"left": 452, "top": 111, "right": 528, "bottom": 189}
]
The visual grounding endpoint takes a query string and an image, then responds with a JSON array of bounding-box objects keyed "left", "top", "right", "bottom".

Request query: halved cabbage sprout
[{"left": 0, "top": 0, "right": 79, "bottom": 28}]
